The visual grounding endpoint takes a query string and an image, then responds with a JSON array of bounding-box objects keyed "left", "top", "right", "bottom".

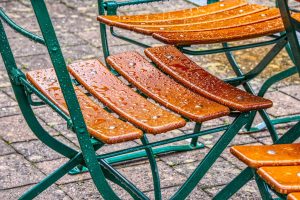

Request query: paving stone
[
  {"left": 0, "top": 115, "right": 58, "bottom": 143},
  {"left": 35, "top": 106, "right": 66, "bottom": 127},
  {"left": 15, "top": 54, "right": 52, "bottom": 72},
  {"left": 117, "top": 161, "right": 186, "bottom": 192},
  {"left": 0, "top": 184, "right": 71, "bottom": 200},
  {"left": 198, "top": 131, "right": 257, "bottom": 149},
  {"left": 279, "top": 84, "right": 300, "bottom": 100},
  {"left": 146, "top": 185, "right": 210, "bottom": 200},
  {"left": 62, "top": 44, "right": 99, "bottom": 62},
  {"left": 0, "top": 106, "right": 20, "bottom": 118},
  {"left": 8, "top": 37, "right": 47, "bottom": 57},
  {"left": 0, "top": 70, "right": 10, "bottom": 88},
  {"left": 12, "top": 136, "right": 78, "bottom": 162},
  {"left": 265, "top": 91, "right": 300, "bottom": 117},
  {"left": 160, "top": 146, "right": 210, "bottom": 166},
  {"left": 36, "top": 157, "right": 91, "bottom": 185},
  {"left": 60, "top": 179, "right": 133, "bottom": 200},
  {"left": 0, "top": 154, "right": 44, "bottom": 189},
  {"left": 173, "top": 157, "right": 241, "bottom": 188},
  {"left": 0, "top": 91, "right": 17, "bottom": 108},
  {"left": 0, "top": 139, "right": 15, "bottom": 156},
  {"left": 204, "top": 180, "right": 261, "bottom": 200}
]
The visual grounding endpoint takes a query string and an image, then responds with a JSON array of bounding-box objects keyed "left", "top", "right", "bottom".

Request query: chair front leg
[{"left": 170, "top": 112, "right": 250, "bottom": 200}]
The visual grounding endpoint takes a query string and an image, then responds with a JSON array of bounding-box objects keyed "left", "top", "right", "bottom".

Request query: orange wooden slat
[
  {"left": 26, "top": 68, "right": 143, "bottom": 144},
  {"left": 107, "top": 51, "right": 230, "bottom": 122},
  {"left": 68, "top": 60, "right": 186, "bottom": 134},
  {"left": 145, "top": 45, "right": 273, "bottom": 112}
]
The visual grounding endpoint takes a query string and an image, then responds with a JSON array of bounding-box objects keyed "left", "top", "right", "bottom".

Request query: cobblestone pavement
[{"left": 1, "top": 0, "right": 300, "bottom": 199}]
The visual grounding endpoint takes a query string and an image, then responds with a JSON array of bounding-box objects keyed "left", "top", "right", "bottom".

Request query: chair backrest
[{"left": 0, "top": 1, "right": 89, "bottom": 137}]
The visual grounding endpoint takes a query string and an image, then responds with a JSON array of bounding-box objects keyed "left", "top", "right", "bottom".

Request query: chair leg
[
  {"left": 254, "top": 171, "right": 274, "bottom": 200},
  {"left": 222, "top": 42, "right": 280, "bottom": 141},
  {"left": 190, "top": 123, "right": 202, "bottom": 147},
  {"left": 141, "top": 134, "right": 162, "bottom": 200},
  {"left": 213, "top": 167, "right": 254, "bottom": 200},
  {"left": 244, "top": 66, "right": 299, "bottom": 133},
  {"left": 170, "top": 112, "right": 250, "bottom": 200}
]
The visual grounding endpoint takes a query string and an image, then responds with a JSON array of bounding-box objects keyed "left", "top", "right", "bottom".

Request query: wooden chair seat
[
  {"left": 26, "top": 68, "right": 143, "bottom": 144},
  {"left": 107, "top": 51, "right": 230, "bottom": 122},
  {"left": 288, "top": 193, "right": 300, "bottom": 200},
  {"left": 67, "top": 60, "right": 186, "bottom": 134},
  {"left": 230, "top": 143, "right": 300, "bottom": 168},
  {"left": 97, "top": 0, "right": 300, "bottom": 45},
  {"left": 145, "top": 45, "right": 273, "bottom": 112},
  {"left": 257, "top": 166, "right": 300, "bottom": 194}
]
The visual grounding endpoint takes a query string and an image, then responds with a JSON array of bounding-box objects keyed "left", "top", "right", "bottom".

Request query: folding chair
[
  {"left": 210, "top": 2, "right": 300, "bottom": 198},
  {"left": 214, "top": 121, "right": 300, "bottom": 200},
  {"left": 0, "top": 0, "right": 274, "bottom": 199},
  {"left": 97, "top": 0, "right": 300, "bottom": 141}
]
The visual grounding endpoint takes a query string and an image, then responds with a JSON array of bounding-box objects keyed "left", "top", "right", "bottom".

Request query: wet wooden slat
[
  {"left": 68, "top": 60, "right": 186, "bottom": 134},
  {"left": 107, "top": 51, "right": 230, "bottom": 122},
  {"left": 133, "top": 9, "right": 280, "bottom": 35},
  {"left": 98, "top": 0, "right": 247, "bottom": 23},
  {"left": 26, "top": 68, "right": 143, "bottom": 144},
  {"left": 145, "top": 45, "right": 273, "bottom": 112},
  {"left": 231, "top": 143, "right": 300, "bottom": 168},
  {"left": 288, "top": 193, "right": 300, "bottom": 200},
  {"left": 257, "top": 166, "right": 300, "bottom": 194},
  {"left": 152, "top": 13, "right": 300, "bottom": 45}
]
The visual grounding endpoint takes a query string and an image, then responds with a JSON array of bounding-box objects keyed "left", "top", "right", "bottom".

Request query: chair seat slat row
[
  {"left": 107, "top": 51, "right": 230, "bottom": 122},
  {"left": 68, "top": 60, "right": 186, "bottom": 134},
  {"left": 97, "top": 0, "right": 300, "bottom": 45},
  {"left": 145, "top": 45, "right": 273, "bottom": 112},
  {"left": 26, "top": 68, "right": 143, "bottom": 144},
  {"left": 231, "top": 143, "right": 300, "bottom": 195}
]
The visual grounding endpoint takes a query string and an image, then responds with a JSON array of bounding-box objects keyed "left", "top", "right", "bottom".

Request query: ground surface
[{"left": 1, "top": 0, "right": 300, "bottom": 199}]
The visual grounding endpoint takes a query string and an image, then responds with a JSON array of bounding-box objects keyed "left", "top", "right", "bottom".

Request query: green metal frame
[
  {"left": 97, "top": 0, "right": 300, "bottom": 141},
  {"left": 212, "top": 1, "right": 300, "bottom": 198},
  {"left": 0, "top": 1, "right": 262, "bottom": 199}
]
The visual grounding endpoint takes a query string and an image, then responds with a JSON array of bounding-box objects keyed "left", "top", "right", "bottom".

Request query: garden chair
[
  {"left": 211, "top": 0, "right": 300, "bottom": 198},
  {"left": 97, "top": 0, "right": 300, "bottom": 140},
  {"left": 0, "top": 0, "right": 274, "bottom": 199},
  {"left": 213, "top": 121, "right": 300, "bottom": 200}
]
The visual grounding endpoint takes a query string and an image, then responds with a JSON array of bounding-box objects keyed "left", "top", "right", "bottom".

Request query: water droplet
[
  {"left": 152, "top": 116, "right": 158, "bottom": 119},
  {"left": 129, "top": 62, "right": 136, "bottom": 67},
  {"left": 195, "top": 105, "right": 203, "bottom": 109},
  {"left": 267, "top": 150, "right": 276, "bottom": 155},
  {"left": 166, "top": 55, "right": 173, "bottom": 59},
  {"left": 237, "top": 96, "right": 244, "bottom": 100},
  {"left": 261, "top": 14, "right": 266, "bottom": 17},
  {"left": 220, "top": 4, "right": 225, "bottom": 7},
  {"left": 109, "top": 126, "right": 116, "bottom": 130},
  {"left": 297, "top": 172, "right": 300, "bottom": 177}
]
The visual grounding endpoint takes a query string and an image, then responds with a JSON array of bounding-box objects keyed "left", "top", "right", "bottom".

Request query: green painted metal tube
[
  {"left": 181, "top": 35, "right": 286, "bottom": 55},
  {"left": 30, "top": 1, "right": 120, "bottom": 199},
  {"left": 97, "top": 125, "right": 229, "bottom": 161},
  {"left": 20, "top": 153, "right": 83, "bottom": 200},
  {"left": 99, "top": 159, "right": 150, "bottom": 200},
  {"left": 141, "top": 135, "right": 162, "bottom": 200},
  {"left": 171, "top": 113, "right": 250, "bottom": 200},
  {"left": 0, "top": 8, "right": 45, "bottom": 45},
  {"left": 0, "top": 19, "right": 78, "bottom": 160}
]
